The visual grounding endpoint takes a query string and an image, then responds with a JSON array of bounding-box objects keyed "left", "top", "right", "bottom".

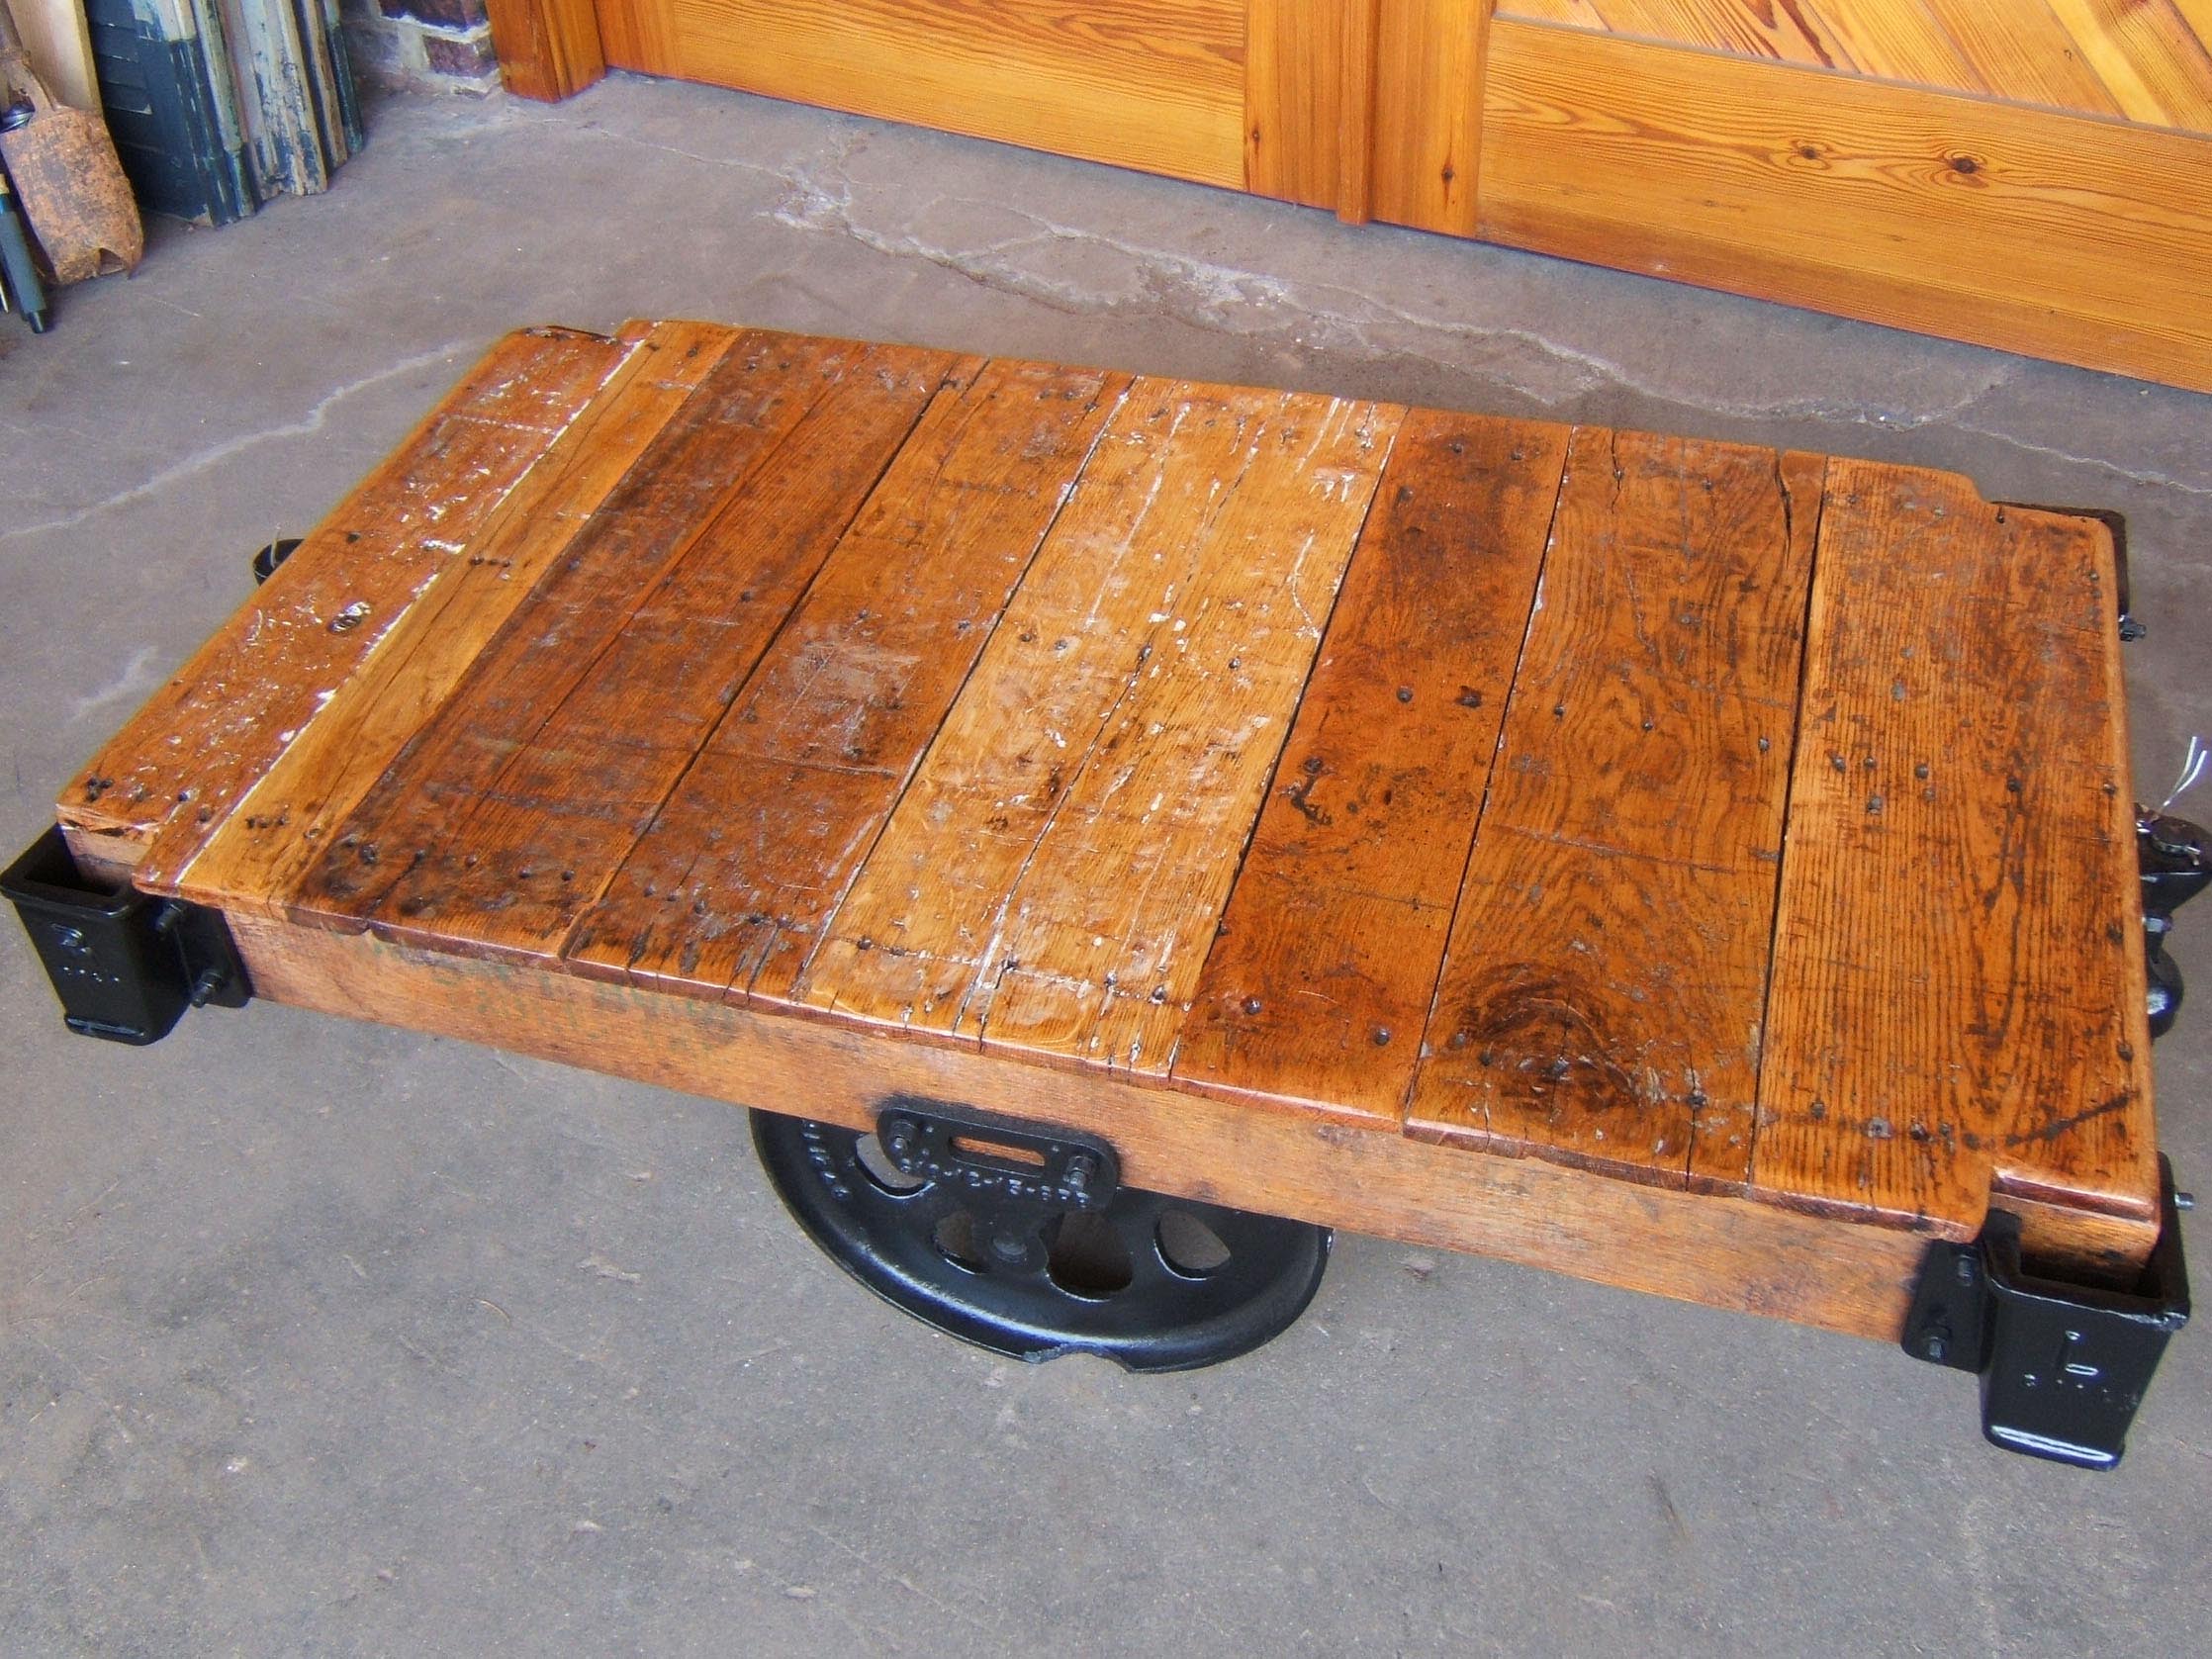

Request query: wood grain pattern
[
  {"left": 485, "top": 0, "right": 606, "bottom": 100},
  {"left": 52, "top": 324, "right": 2171, "bottom": 1323},
  {"left": 1921, "top": 0, "right": 2123, "bottom": 117},
  {"left": 1244, "top": 0, "right": 1491, "bottom": 232},
  {"left": 59, "top": 326, "right": 643, "bottom": 879},
  {"left": 968, "top": 399, "right": 1399, "bottom": 1071},
  {"left": 1336, "top": 0, "right": 1382, "bottom": 222},
  {"left": 1504, "top": 0, "right": 2212, "bottom": 129},
  {"left": 1406, "top": 434, "right": 1819, "bottom": 1190},
  {"left": 1797, "top": 0, "right": 1990, "bottom": 93},
  {"left": 2044, "top": 0, "right": 2212, "bottom": 131},
  {"left": 289, "top": 335, "right": 965, "bottom": 962},
  {"left": 1585, "top": 0, "right": 1848, "bottom": 67},
  {"left": 564, "top": 356, "right": 1132, "bottom": 1002},
  {"left": 798, "top": 382, "right": 1401, "bottom": 1070},
  {"left": 1369, "top": 0, "right": 1488, "bottom": 232},
  {"left": 1174, "top": 410, "right": 1566, "bottom": 1125},
  {"left": 1245, "top": 0, "right": 1350, "bottom": 210},
  {"left": 1754, "top": 462, "right": 2160, "bottom": 1273},
  {"left": 1477, "top": 19, "right": 2212, "bottom": 394},
  {"left": 174, "top": 323, "right": 744, "bottom": 919},
  {"left": 608, "top": 0, "right": 1247, "bottom": 187},
  {"left": 231, "top": 912, "right": 1932, "bottom": 1342}
]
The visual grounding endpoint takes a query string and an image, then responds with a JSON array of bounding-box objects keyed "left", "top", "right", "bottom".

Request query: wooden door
[
  {"left": 486, "top": 0, "right": 2212, "bottom": 393},
  {"left": 599, "top": 0, "right": 1251, "bottom": 188}
]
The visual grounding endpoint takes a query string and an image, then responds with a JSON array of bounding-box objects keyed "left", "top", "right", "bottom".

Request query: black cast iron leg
[
  {"left": 1903, "top": 1159, "right": 2191, "bottom": 1469},
  {"left": 4, "top": 825, "right": 250, "bottom": 1045}
]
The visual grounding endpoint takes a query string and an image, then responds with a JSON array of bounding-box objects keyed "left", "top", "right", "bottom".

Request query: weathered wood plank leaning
[{"left": 9, "top": 322, "right": 2198, "bottom": 1467}]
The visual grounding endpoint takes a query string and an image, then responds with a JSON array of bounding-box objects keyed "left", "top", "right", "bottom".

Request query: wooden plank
[
  {"left": 1173, "top": 411, "right": 1566, "bottom": 1126},
  {"left": 1500, "top": 0, "right": 1611, "bottom": 29},
  {"left": 1476, "top": 18, "right": 2212, "bottom": 394},
  {"left": 1336, "top": 0, "right": 1383, "bottom": 223},
  {"left": 1586, "top": 0, "right": 1852, "bottom": 67},
  {"left": 1753, "top": 463, "right": 2160, "bottom": 1275},
  {"left": 1799, "top": 0, "right": 1991, "bottom": 94},
  {"left": 798, "top": 381, "right": 1403, "bottom": 1067},
  {"left": 938, "top": 391, "right": 1401, "bottom": 1071},
  {"left": 1246, "top": 0, "right": 1491, "bottom": 231},
  {"left": 174, "top": 323, "right": 744, "bottom": 919},
  {"left": 10, "top": 0, "right": 100, "bottom": 111},
  {"left": 485, "top": 0, "right": 607, "bottom": 101},
  {"left": 563, "top": 356, "right": 1133, "bottom": 1002},
  {"left": 1919, "top": 0, "right": 2124, "bottom": 117},
  {"left": 2045, "top": 0, "right": 2212, "bottom": 132},
  {"left": 1405, "top": 434, "right": 1821, "bottom": 1191},
  {"left": 58, "top": 326, "right": 643, "bottom": 880},
  {"left": 231, "top": 913, "right": 1932, "bottom": 1342},
  {"left": 1369, "top": 0, "right": 1488, "bottom": 233},
  {"left": 1504, "top": 0, "right": 2212, "bottom": 124},
  {"left": 287, "top": 335, "right": 964, "bottom": 962},
  {"left": 608, "top": 0, "right": 1247, "bottom": 188},
  {"left": 1244, "top": 0, "right": 1348, "bottom": 210}
]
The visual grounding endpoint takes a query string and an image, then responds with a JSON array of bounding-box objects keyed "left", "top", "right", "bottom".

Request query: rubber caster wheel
[{"left": 751, "top": 1111, "right": 1331, "bottom": 1372}]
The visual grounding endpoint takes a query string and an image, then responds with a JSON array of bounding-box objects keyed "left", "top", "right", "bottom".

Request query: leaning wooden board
[{"left": 48, "top": 321, "right": 2165, "bottom": 1340}]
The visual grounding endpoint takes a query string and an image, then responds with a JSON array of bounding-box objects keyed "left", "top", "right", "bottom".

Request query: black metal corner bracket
[
  {"left": 1903, "top": 1157, "right": 2191, "bottom": 1470},
  {"left": 4, "top": 824, "right": 249, "bottom": 1045}
]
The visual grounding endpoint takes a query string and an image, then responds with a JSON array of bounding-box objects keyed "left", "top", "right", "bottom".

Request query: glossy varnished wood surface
[
  {"left": 599, "top": 0, "right": 1249, "bottom": 189},
  {"left": 1754, "top": 465, "right": 2159, "bottom": 1274},
  {"left": 1403, "top": 435, "right": 1822, "bottom": 1192},
  {"left": 59, "top": 324, "right": 651, "bottom": 882},
  {"left": 527, "top": 0, "right": 2212, "bottom": 389},
  {"left": 64, "top": 323, "right": 2164, "bottom": 1327},
  {"left": 1502, "top": 0, "right": 2212, "bottom": 133},
  {"left": 1176, "top": 411, "right": 1562, "bottom": 1124},
  {"left": 1476, "top": 19, "right": 2212, "bottom": 395}
]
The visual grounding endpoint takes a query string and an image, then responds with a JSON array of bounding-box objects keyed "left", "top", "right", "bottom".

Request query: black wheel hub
[{"left": 751, "top": 1106, "right": 1330, "bottom": 1372}]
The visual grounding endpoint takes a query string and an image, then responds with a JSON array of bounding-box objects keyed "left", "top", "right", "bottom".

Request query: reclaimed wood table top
[{"left": 54, "top": 321, "right": 2164, "bottom": 1329}]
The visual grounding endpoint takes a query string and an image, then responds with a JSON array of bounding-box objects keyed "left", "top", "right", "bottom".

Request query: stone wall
[{"left": 341, "top": 0, "right": 503, "bottom": 95}]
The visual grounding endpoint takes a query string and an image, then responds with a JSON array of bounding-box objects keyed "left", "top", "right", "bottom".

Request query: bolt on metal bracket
[
  {"left": 1903, "top": 1157, "right": 2190, "bottom": 1470},
  {"left": 4, "top": 824, "right": 250, "bottom": 1045},
  {"left": 876, "top": 1097, "right": 1121, "bottom": 1213}
]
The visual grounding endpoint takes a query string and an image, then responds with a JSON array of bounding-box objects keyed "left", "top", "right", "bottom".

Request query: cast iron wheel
[{"left": 751, "top": 1112, "right": 1331, "bottom": 1372}]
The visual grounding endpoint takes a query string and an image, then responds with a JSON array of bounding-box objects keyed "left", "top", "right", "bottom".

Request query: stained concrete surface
[{"left": 3, "top": 76, "right": 2210, "bottom": 1658}]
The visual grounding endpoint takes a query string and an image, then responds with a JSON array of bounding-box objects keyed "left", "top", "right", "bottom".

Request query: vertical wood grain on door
[{"left": 1246, "top": 0, "right": 1490, "bottom": 231}]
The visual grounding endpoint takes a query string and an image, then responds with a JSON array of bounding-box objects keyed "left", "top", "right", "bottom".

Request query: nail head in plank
[
  {"left": 1174, "top": 409, "right": 1568, "bottom": 1125},
  {"left": 798, "top": 382, "right": 1402, "bottom": 1057},
  {"left": 60, "top": 325, "right": 645, "bottom": 880},
  {"left": 1752, "top": 462, "right": 2159, "bottom": 1272},
  {"left": 1405, "top": 436, "right": 1823, "bottom": 1190},
  {"left": 563, "top": 356, "right": 1134, "bottom": 1002},
  {"left": 175, "top": 322, "right": 745, "bottom": 919},
  {"left": 289, "top": 334, "right": 965, "bottom": 960}
]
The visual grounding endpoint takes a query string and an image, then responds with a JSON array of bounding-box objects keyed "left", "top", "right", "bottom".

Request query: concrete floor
[{"left": 4, "top": 76, "right": 2210, "bottom": 1658}]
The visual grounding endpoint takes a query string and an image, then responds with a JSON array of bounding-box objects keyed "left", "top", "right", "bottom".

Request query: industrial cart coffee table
[{"left": 9, "top": 321, "right": 2200, "bottom": 1468}]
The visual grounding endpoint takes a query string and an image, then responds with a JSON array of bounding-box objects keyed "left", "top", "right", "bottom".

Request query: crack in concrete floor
[{"left": 9, "top": 80, "right": 2210, "bottom": 544}]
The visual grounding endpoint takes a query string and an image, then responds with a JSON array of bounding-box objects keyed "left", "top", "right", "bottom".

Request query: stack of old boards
[
  {"left": 51, "top": 321, "right": 2163, "bottom": 1357},
  {"left": 489, "top": 0, "right": 2212, "bottom": 392}
]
